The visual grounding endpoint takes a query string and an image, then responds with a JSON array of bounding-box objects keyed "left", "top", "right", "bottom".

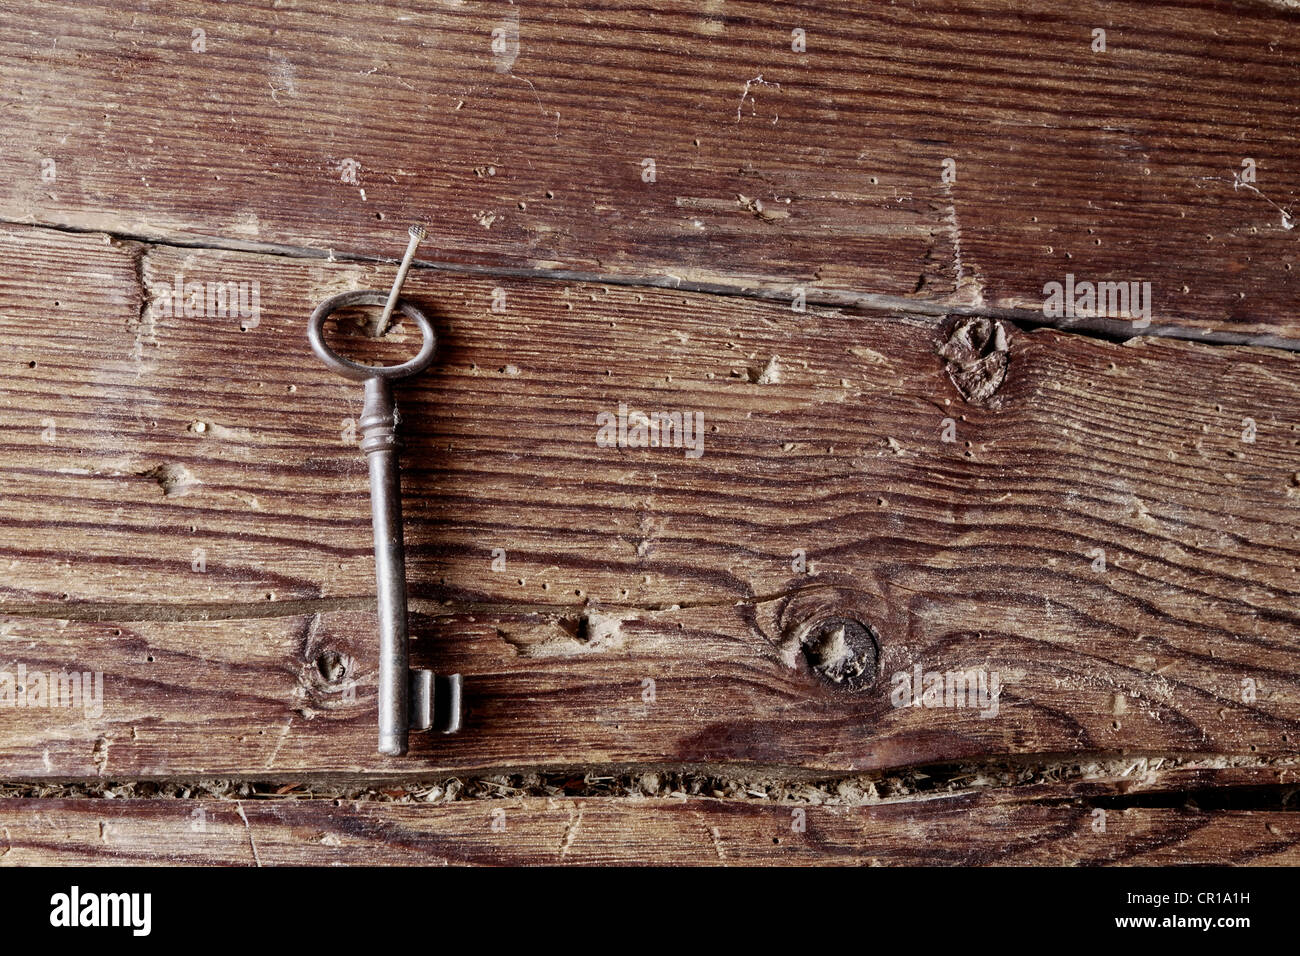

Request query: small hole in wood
[{"left": 315, "top": 652, "right": 348, "bottom": 684}]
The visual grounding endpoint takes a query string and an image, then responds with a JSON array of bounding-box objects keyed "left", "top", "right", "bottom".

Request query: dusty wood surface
[
  {"left": 0, "top": 224, "right": 1297, "bottom": 780},
  {"left": 0, "top": 0, "right": 1297, "bottom": 341},
  {"left": 1, "top": 0, "right": 1298, "bottom": 865},
  {"left": 1, "top": 794, "right": 1296, "bottom": 866}
]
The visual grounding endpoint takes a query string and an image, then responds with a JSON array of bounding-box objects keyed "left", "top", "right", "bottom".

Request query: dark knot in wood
[
  {"left": 938, "top": 315, "right": 1009, "bottom": 404},
  {"left": 794, "top": 617, "right": 879, "bottom": 691}
]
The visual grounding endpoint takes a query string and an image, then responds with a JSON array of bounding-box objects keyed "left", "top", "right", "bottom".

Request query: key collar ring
[{"left": 308, "top": 290, "right": 437, "bottom": 381}]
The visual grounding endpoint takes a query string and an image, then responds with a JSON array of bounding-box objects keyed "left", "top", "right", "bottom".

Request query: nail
[{"left": 372, "top": 224, "right": 427, "bottom": 338}]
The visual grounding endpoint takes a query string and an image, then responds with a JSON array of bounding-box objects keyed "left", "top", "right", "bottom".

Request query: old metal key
[{"left": 307, "top": 256, "right": 460, "bottom": 756}]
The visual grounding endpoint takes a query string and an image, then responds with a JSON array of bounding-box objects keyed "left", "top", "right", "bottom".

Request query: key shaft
[{"left": 359, "top": 377, "right": 411, "bottom": 755}]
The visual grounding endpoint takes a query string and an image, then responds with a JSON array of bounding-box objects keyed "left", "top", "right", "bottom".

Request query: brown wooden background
[{"left": 0, "top": 0, "right": 1297, "bottom": 864}]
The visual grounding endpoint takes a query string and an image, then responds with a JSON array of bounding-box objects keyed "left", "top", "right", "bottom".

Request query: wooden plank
[
  {"left": 1, "top": 795, "right": 1296, "bottom": 865},
  {"left": 2, "top": 599, "right": 1300, "bottom": 776},
  {"left": 0, "top": 1, "right": 1296, "bottom": 339},
  {"left": 0, "top": 224, "right": 1298, "bottom": 775}
]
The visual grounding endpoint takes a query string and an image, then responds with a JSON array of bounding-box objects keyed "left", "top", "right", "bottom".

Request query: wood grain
[
  {"left": 1, "top": 795, "right": 1295, "bottom": 865},
  {"left": 0, "top": 1, "right": 1296, "bottom": 339},
  {"left": 0, "top": 224, "right": 1297, "bottom": 776},
  {"left": 4, "top": 0, "right": 1298, "bottom": 866}
]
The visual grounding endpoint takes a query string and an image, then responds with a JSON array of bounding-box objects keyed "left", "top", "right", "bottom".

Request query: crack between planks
[
  {"left": 0, "top": 752, "right": 1296, "bottom": 811},
  {"left": 6, "top": 216, "right": 1300, "bottom": 354}
]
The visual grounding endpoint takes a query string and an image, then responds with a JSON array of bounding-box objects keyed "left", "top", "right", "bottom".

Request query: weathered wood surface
[
  {"left": 0, "top": 1, "right": 1297, "bottom": 340},
  {"left": 0, "top": 224, "right": 1298, "bottom": 776},
  {"left": 1, "top": 794, "right": 1296, "bottom": 865},
  {"left": 2, "top": 0, "right": 1299, "bottom": 866}
]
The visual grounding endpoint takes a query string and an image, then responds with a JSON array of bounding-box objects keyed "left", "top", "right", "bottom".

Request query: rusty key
[{"left": 307, "top": 235, "right": 460, "bottom": 756}]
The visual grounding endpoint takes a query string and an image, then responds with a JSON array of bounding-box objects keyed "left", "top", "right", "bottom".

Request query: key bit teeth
[
  {"left": 435, "top": 673, "right": 462, "bottom": 735},
  {"left": 409, "top": 669, "right": 433, "bottom": 733},
  {"left": 409, "top": 669, "right": 462, "bottom": 735}
]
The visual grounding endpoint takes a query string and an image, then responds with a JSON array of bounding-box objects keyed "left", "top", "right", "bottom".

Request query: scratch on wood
[
  {"left": 236, "top": 802, "right": 262, "bottom": 867},
  {"left": 1229, "top": 174, "right": 1296, "bottom": 231},
  {"left": 511, "top": 74, "right": 560, "bottom": 139},
  {"left": 709, "top": 825, "right": 726, "bottom": 861},
  {"left": 941, "top": 183, "right": 985, "bottom": 307},
  {"left": 264, "top": 717, "right": 293, "bottom": 769},
  {"left": 559, "top": 806, "right": 584, "bottom": 859},
  {"left": 736, "top": 74, "right": 780, "bottom": 123}
]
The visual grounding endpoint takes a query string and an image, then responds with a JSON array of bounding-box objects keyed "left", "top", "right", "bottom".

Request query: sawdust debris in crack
[{"left": 938, "top": 315, "right": 1010, "bottom": 404}]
